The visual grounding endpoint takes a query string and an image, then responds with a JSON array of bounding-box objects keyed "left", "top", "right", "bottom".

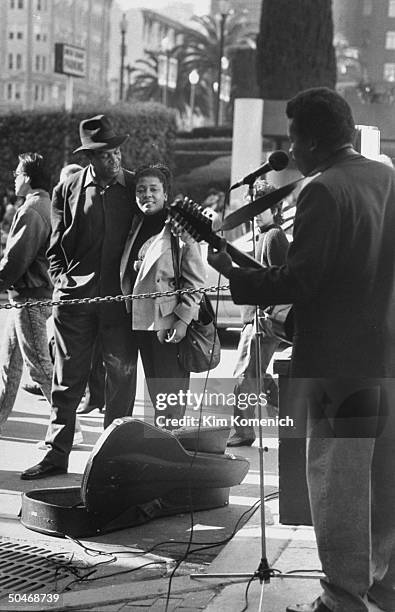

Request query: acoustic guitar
[{"left": 168, "top": 198, "right": 294, "bottom": 342}]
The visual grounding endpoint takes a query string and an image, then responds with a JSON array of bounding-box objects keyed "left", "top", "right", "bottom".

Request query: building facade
[
  {"left": 333, "top": 0, "right": 395, "bottom": 86},
  {"left": 210, "top": 0, "right": 261, "bottom": 32},
  {"left": 0, "top": 0, "right": 113, "bottom": 112}
]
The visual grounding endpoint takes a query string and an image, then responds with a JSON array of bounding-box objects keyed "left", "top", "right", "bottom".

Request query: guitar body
[
  {"left": 169, "top": 199, "right": 263, "bottom": 270},
  {"left": 169, "top": 199, "right": 294, "bottom": 343}
]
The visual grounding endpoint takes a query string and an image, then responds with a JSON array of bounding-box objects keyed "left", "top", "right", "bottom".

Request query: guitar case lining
[{"left": 21, "top": 418, "right": 249, "bottom": 538}]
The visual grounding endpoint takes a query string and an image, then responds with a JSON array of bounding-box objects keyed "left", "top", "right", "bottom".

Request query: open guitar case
[{"left": 21, "top": 418, "right": 249, "bottom": 538}]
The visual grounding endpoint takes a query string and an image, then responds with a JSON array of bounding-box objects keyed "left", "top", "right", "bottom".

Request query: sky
[{"left": 117, "top": 0, "right": 210, "bottom": 15}]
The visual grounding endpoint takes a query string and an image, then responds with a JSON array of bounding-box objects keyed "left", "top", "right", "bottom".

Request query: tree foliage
[
  {"left": 0, "top": 104, "right": 177, "bottom": 193},
  {"left": 127, "top": 48, "right": 212, "bottom": 117},
  {"left": 127, "top": 12, "right": 255, "bottom": 119},
  {"left": 256, "top": 0, "right": 337, "bottom": 99}
]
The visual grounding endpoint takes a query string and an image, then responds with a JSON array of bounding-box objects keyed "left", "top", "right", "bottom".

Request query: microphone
[{"left": 230, "top": 150, "right": 289, "bottom": 191}]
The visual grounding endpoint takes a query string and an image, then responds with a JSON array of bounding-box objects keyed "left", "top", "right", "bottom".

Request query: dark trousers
[
  {"left": 132, "top": 330, "right": 189, "bottom": 427},
  {"left": 49, "top": 331, "right": 105, "bottom": 409},
  {"left": 44, "top": 305, "right": 138, "bottom": 468},
  {"left": 85, "top": 337, "right": 105, "bottom": 409}
]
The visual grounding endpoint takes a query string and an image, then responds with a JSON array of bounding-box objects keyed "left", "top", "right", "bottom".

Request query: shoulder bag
[{"left": 170, "top": 233, "right": 221, "bottom": 373}]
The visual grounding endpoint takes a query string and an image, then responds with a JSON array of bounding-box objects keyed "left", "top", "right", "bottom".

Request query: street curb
[{"left": 0, "top": 575, "right": 247, "bottom": 611}]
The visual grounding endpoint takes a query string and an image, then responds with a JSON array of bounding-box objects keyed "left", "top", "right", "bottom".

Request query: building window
[
  {"left": 386, "top": 31, "right": 395, "bottom": 48},
  {"left": 18, "top": 0, "right": 24, "bottom": 8},
  {"left": 42, "top": 56, "right": 46, "bottom": 72},
  {"left": 34, "top": 84, "right": 39, "bottom": 101},
  {"left": 9, "top": 31, "right": 14, "bottom": 39},
  {"left": 384, "top": 63, "right": 395, "bottom": 81},
  {"left": 363, "top": 0, "right": 373, "bottom": 15},
  {"left": 10, "top": 0, "right": 15, "bottom": 8},
  {"left": 390, "top": 0, "right": 395, "bottom": 17},
  {"left": 35, "top": 55, "right": 40, "bottom": 71},
  {"left": 17, "top": 31, "right": 23, "bottom": 40},
  {"left": 8, "top": 54, "right": 13, "bottom": 70},
  {"left": 16, "top": 53, "right": 22, "bottom": 69},
  {"left": 36, "top": 33, "right": 41, "bottom": 41}
]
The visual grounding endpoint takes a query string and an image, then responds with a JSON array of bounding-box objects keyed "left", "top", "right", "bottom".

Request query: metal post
[
  {"left": 163, "top": 53, "right": 169, "bottom": 106},
  {"left": 119, "top": 14, "right": 127, "bottom": 102},
  {"left": 65, "top": 75, "right": 74, "bottom": 112},
  {"left": 189, "top": 82, "right": 196, "bottom": 131},
  {"left": 188, "top": 69, "right": 199, "bottom": 131},
  {"left": 215, "top": 13, "right": 226, "bottom": 127}
]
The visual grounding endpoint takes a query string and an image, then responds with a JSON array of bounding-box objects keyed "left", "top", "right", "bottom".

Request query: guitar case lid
[
  {"left": 81, "top": 418, "right": 245, "bottom": 522},
  {"left": 21, "top": 418, "right": 249, "bottom": 537}
]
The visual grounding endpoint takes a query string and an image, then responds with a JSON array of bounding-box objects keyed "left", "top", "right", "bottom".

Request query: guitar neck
[{"left": 206, "top": 232, "right": 263, "bottom": 270}]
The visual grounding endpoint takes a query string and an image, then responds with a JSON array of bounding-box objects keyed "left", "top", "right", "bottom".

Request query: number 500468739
[{"left": 8, "top": 593, "right": 60, "bottom": 604}]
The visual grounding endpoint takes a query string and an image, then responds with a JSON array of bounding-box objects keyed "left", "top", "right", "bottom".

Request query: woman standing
[{"left": 120, "top": 164, "right": 206, "bottom": 427}]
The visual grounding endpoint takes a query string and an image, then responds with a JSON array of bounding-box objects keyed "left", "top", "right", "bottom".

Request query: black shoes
[
  {"left": 22, "top": 383, "right": 44, "bottom": 396},
  {"left": 76, "top": 403, "right": 104, "bottom": 415},
  {"left": 227, "top": 433, "right": 255, "bottom": 447},
  {"left": 286, "top": 598, "right": 331, "bottom": 612},
  {"left": 20, "top": 461, "right": 67, "bottom": 480}
]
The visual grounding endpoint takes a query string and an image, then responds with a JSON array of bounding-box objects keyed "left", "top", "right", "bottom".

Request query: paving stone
[
  {"left": 176, "top": 589, "right": 217, "bottom": 608},
  {"left": 146, "top": 598, "right": 184, "bottom": 611}
]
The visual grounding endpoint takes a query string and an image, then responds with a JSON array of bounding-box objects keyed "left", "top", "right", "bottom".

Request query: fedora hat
[{"left": 73, "top": 114, "right": 128, "bottom": 153}]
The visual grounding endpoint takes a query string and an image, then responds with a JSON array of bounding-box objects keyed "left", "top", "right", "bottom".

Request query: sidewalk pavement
[
  {"left": 0, "top": 308, "right": 381, "bottom": 612},
  {"left": 0, "top": 381, "right": 329, "bottom": 612}
]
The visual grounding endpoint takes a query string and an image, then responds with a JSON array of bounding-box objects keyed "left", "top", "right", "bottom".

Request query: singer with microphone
[{"left": 208, "top": 87, "right": 395, "bottom": 612}]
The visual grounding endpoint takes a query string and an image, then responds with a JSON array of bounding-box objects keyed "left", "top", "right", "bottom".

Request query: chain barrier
[{"left": 0, "top": 284, "right": 230, "bottom": 311}]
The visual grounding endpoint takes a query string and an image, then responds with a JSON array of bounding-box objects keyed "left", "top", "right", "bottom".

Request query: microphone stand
[{"left": 191, "top": 179, "right": 322, "bottom": 609}]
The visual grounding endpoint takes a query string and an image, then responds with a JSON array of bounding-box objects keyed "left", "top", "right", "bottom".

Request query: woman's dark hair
[
  {"left": 286, "top": 87, "right": 355, "bottom": 150},
  {"left": 18, "top": 152, "right": 51, "bottom": 191},
  {"left": 135, "top": 163, "right": 172, "bottom": 200}
]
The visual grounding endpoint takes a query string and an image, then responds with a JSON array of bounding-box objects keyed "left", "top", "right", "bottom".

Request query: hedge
[
  {"left": 0, "top": 102, "right": 177, "bottom": 192},
  {"left": 175, "top": 137, "right": 232, "bottom": 153}
]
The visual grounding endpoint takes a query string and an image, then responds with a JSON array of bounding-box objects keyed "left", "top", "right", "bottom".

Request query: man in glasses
[
  {"left": 22, "top": 115, "right": 138, "bottom": 480},
  {"left": 0, "top": 152, "right": 53, "bottom": 431}
]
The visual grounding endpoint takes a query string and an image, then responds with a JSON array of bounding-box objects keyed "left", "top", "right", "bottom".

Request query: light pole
[
  {"left": 158, "top": 37, "right": 171, "bottom": 106},
  {"left": 119, "top": 13, "right": 128, "bottom": 102},
  {"left": 158, "top": 37, "right": 178, "bottom": 107},
  {"left": 125, "top": 64, "right": 133, "bottom": 101},
  {"left": 215, "top": 0, "right": 230, "bottom": 127},
  {"left": 188, "top": 69, "right": 199, "bottom": 131}
]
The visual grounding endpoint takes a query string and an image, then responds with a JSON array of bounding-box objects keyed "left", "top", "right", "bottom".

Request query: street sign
[{"left": 54, "top": 43, "right": 86, "bottom": 78}]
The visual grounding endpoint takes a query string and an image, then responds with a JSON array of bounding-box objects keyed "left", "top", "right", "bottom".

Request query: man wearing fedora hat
[{"left": 21, "top": 115, "right": 138, "bottom": 480}]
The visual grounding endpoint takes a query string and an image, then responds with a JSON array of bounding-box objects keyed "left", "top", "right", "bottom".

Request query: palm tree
[
  {"left": 126, "top": 47, "right": 211, "bottom": 117},
  {"left": 127, "top": 11, "right": 254, "bottom": 120},
  {"left": 179, "top": 12, "right": 256, "bottom": 118},
  {"left": 126, "top": 51, "right": 162, "bottom": 104}
]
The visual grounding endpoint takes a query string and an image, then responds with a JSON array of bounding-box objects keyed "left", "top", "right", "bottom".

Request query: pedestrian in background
[
  {"left": 227, "top": 179, "right": 289, "bottom": 447},
  {"left": 0, "top": 153, "right": 57, "bottom": 432},
  {"left": 21, "top": 115, "right": 137, "bottom": 480}
]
